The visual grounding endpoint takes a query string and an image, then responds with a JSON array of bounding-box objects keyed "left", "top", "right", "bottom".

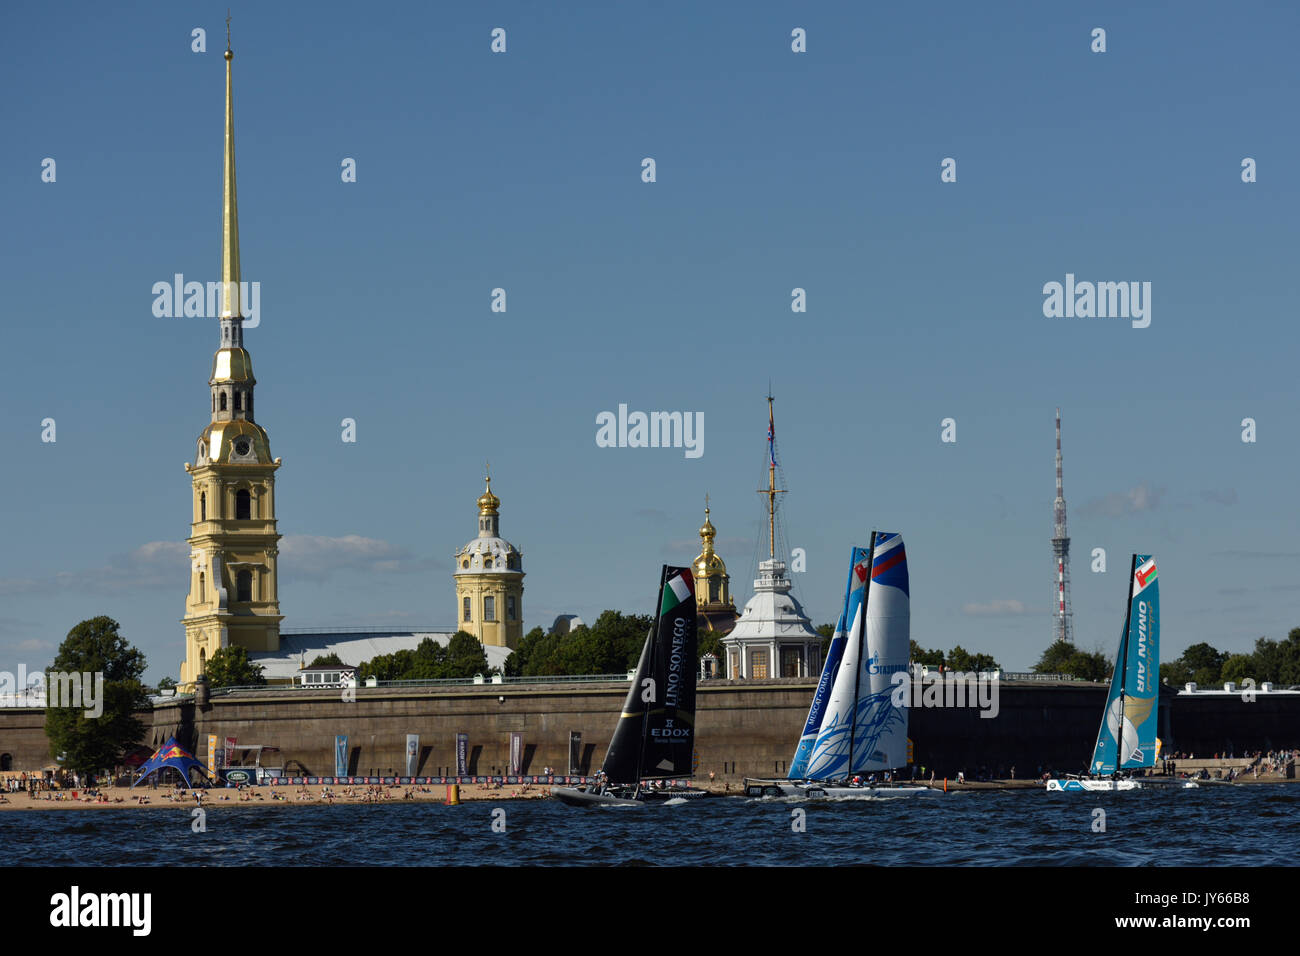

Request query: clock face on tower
[{"left": 234, "top": 438, "right": 251, "bottom": 457}]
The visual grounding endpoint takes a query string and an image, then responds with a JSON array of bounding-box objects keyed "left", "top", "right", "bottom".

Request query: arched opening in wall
[
  {"left": 199, "top": 647, "right": 207, "bottom": 675},
  {"left": 236, "top": 570, "right": 252, "bottom": 602},
  {"left": 483, "top": 595, "right": 496, "bottom": 622},
  {"left": 198, "top": 572, "right": 205, "bottom": 603},
  {"left": 219, "top": 392, "right": 227, "bottom": 412},
  {"left": 235, "top": 489, "right": 251, "bottom": 520},
  {"left": 234, "top": 391, "right": 242, "bottom": 412},
  {"left": 463, "top": 596, "right": 471, "bottom": 622},
  {"left": 507, "top": 595, "right": 517, "bottom": 621},
  {"left": 200, "top": 492, "right": 207, "bottom": 521},
  {"left": 0, "top": 753, "right": 11, "bottom": 772}
]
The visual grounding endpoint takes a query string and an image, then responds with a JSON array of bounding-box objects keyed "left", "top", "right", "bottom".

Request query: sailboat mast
[
  {"left": 848, "top": 531, "right": 878, "bottom": 779},
  {"left": 1114, "top": 553, "right": 1137, "bottom": 775}
]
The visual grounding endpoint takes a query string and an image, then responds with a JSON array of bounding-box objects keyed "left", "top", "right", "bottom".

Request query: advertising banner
[
  {"left": 509, "top": 732, "right": 523, "bottom": 775},
  {"left": 456, "top": 733, "right": 469, "bottom": 775},
  {"left": 405, "top": 734, "right": 419, "bottom": 777},
  {"left": 335, "top": 735, "right": 348, "bottom": 778},
  {"left": 207, "top": 734, "right": 217, "bottom": 777},
  {"left": 568, "top": 731, "right": 581, "bottom": 775}
]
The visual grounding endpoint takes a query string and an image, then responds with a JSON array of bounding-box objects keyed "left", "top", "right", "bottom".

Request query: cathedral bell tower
[{"left": 180, "top": 33, "right": 283, "bottom": 688}]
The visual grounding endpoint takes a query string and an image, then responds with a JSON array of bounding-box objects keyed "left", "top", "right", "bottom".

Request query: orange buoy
[
  {"left": 943, "top": 777, "right": 947, "bottom": 793},
  {"left": 446, "top": 783, "right": 460, "bottom": 805}
]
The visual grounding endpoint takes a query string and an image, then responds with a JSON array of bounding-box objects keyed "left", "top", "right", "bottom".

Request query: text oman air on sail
[{"left": 1135, "top": 600, "right": 1150, "bottom": 694}]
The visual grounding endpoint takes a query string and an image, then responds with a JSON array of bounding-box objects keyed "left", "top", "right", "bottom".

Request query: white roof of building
[
  {"left": 454, "top": 536, "right": 523, "bottom": 574},
  {"left": 723, "top": 559, "right": 820, "bottom": 645},
  {"left": 249, "top": 631, "right": 512, "bottom": 681}
]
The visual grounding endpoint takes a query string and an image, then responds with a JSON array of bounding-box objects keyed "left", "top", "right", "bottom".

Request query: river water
[{"left": 4, "top": 784, "right": 1295, "bottom": 866}]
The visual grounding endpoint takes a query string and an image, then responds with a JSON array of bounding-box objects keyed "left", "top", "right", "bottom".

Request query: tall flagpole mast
[{"left": 759, "top": 393, "right": 786, "bottom": 559}]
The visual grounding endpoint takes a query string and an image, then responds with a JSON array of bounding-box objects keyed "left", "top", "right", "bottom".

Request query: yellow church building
[{"left": 453, "top": 474, "right": 526, "bottom": 649}]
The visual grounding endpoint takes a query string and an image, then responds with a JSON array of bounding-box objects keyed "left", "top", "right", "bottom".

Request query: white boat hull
[
  {"left": 744, "top": 778, "right": 938, "bottom": 799},
  {"left": 1045, "top": 778, "right": 1141, "bottom": 792}
]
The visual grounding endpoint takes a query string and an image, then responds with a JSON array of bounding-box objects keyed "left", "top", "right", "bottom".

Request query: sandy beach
[
  {"left": 0, "top": 781, "right": 556, "bottom": 810},
  {"left": 2, "top": 772, "right": 1291, "bottom": 811}
]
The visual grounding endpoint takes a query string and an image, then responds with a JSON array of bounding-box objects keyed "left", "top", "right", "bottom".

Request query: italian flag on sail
[
  {"left": 1134, "top": 557, "right": 1157, "bottom": 594},
  {"left": 661, "top": 571, "right": 694, "bottom": 613}
]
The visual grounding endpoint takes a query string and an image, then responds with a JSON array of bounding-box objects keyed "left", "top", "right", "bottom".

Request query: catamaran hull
[
  {"left": 743, "top": 778, "right": 937, "bottom": 799},
  {"left": 1045, "top": 779, "right": 1141, "bottom": 792},
  {"left": 552, "top": 785, "right": 710, "bottom": 807}
]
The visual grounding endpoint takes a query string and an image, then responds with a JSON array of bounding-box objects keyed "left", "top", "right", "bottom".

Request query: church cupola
[{"left": 455, "top": 468, "right": 525, "bottom": 649}]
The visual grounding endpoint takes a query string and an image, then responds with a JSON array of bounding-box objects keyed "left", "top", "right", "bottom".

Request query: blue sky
[{"left": 3, "top": 1, "right": 1298, "bottom": 682}]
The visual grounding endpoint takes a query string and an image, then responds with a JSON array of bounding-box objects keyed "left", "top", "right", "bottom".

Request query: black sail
[{"left": 599, "top": 566, "right": 697, "bottom": 784}]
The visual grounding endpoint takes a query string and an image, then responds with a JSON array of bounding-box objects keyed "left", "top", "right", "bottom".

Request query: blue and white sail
[
  {"left": 1089, "top": 555, "right": 1159, "bottom": 775},
  {"left": 804, "top": 534, "right": 911, "bottom": 781},
  {"left": 788, "top": 547, "right": 869, "bottom": 779},
  {"left": 849, "top": 532, "right": 911, "bottom": 773}
]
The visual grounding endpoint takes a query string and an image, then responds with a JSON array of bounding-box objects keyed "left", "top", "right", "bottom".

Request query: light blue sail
[
  {"left": 1090, "top": 555, "right": 1159, "bottom": 775},
  {"left": 787, "top": 548, "right": 867, "bottom": 779}
]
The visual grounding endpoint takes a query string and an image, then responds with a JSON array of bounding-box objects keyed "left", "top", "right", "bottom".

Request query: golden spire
[{"left": 220, "top": 13, "right": 241, "bottom": 320}]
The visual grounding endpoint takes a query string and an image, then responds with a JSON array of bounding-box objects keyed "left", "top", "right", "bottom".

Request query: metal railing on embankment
[{"left": 200, "top": 673, "right": 634, "bottom": 697}]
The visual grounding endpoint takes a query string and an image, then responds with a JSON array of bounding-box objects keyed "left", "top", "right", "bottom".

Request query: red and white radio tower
[{"left": 1051, "top": 408, "right": 1074, "bottom": 645}]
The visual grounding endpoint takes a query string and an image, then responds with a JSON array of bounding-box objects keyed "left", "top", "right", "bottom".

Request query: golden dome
[
  {"left": 210, "top": 348, "right": 255, "bottom": 383},
  {"left": 198, "top": 419, "right": 272, "bottom": 464},
  {"left": 477, "top": 475, "right": 500, "bottom": 516}
]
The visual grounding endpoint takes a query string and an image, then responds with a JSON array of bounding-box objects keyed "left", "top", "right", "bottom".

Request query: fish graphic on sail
[
  {"left": 804, "top": 533, "right": 910, "bottom": 781},
  {"left": 850, "top": 532, "right": 911, "bottom": 773},
  {"left": 787, "top": 547, "right": 869, "bottom": 779}
]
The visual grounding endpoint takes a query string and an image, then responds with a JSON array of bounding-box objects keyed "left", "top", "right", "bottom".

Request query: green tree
[
  {"left": 1280, "top": 628, "right": 1300, "bottom": 685},
  {"left": 308, "top": 653, "right": 345, "bottom": 668},
  {"left": 1250, "top": 637, "right": 1283, "bottom": 684},
  {"left": 909, "top": 640, "right": 945, "bottom": 667},
  {"left": 156, "top": 676, "right": 177, "bottom": 692},
  {"left": 443, "top": 631, "right": 489, "bottom": 678},
  {"left": 1181, "top": 642, "right": 1227, "bottom": 686},
  {"left": 1033, "top": 640, "right": 1111, "bottom": 681},
  {"left": 504, "top": 627, "right": 547, "bottom": 677},
  {"left": 816, "top": 623, "right": 835, "bottom": 640},
  {"left": 697, "top": 626, "right": 724, "bottom": 664},
  {"left": 44, "top": 617, "right": 150, "bottom": 776},
  {"left": 1160, "top": 659, "right": 1191, "bottom": 687},
  {"left": 945, "top": 646, "right": 999, "bottom": 673},
  {"left": 204, "top": 646, "right": 266, "bottom": 689},
  {"left": 1220, "top": 654, "right": 1255, "bottom": 684}
]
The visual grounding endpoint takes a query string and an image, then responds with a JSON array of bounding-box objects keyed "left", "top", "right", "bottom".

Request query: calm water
[{"left": 4, "top": 786, "right": 1296, "bottom": 866}]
